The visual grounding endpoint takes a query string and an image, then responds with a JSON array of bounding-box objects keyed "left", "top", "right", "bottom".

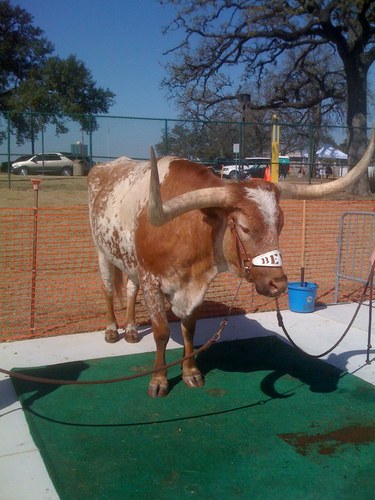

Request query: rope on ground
[
  {"left": 0, "top": 333, "right": 218, "bottom": 386},
  {"left": 275, "top": 263, "right": 374, "bottom": 362},
  {"left": 1, "top": 266, "right": 373, "bottom": 385},
  {"left": 0, "top": 280, "right": 243, "bottom": 386}
]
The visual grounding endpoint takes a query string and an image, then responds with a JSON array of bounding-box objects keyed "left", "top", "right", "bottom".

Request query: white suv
[{"left": 11, "top": 153, "right": 75, "bottom": 176}]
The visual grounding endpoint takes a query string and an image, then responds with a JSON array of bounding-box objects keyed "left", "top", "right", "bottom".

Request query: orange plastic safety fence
[{"left": 1, "top": 200, "right": 374, "bottom": 342}]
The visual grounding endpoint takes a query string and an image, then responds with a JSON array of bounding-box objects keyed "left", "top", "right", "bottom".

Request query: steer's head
[
  {"left": 147, "top": 132, "right": 375, "bottom": 298},
  {"left": 223, "top": 179, "right": 287, "bottom": 297}
]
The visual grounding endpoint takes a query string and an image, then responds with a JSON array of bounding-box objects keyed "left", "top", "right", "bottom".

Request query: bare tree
[{"left": 162, "top": 0, "right": 375, "bottom": 194}]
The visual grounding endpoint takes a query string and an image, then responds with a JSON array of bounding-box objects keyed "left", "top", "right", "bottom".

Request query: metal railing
[{"left": 334, "top": 212, "right": 375, "bottom": 303}]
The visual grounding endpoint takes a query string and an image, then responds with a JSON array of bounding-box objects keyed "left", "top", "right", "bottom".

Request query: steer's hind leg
[
  {"left": 98, "top": 253, "right": 120, "bottom": 343},
  {"left": 123, "top": 278, "right": 140, "bottom": 343},
  {"left": 181, "top": 312, "right": 204, "bottom": 388}
]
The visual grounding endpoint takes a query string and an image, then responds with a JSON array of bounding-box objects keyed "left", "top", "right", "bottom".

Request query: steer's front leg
[
  {"left": 149, "top": 316, "right": 170, "bottom": 397},
  {"left": 181, "top": 313, "right": 204, "bottom": 388},
  {"left": 141, "top": 277, "right": 170, "bottom": 397}
]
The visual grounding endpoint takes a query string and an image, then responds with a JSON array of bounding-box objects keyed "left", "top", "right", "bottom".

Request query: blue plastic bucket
[{"left": 287, "top": 282, "right": 318, "bottom": 313}]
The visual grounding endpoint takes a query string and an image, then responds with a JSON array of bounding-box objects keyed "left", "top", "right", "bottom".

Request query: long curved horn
[
  {"left": 147, "top": 146, "right": 233, "bottom": 226},
  {"left": 278, "top": 130, "right": 375, "bottom": 199}
]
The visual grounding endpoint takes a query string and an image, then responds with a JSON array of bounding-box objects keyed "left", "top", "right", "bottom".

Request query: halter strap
[{"left": 228, "top": 218, "right": 283, "bottom": 275}]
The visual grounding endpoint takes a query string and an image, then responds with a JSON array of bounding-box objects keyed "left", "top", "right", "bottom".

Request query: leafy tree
[
  {"left": 155, "top": 110, "right": 273, "bottom": 165},
  {"left": 155, "top": 118, "right": 237, "bottom": 160},
  {"left": 162, "top": 0, "right": 375, "bottom": 194},
  {"left": 0, "top": 0, "right": 52, "bottom": 144},
  {"left": 0, "top": 0, "right": 115, "bottom": 151},
  {"left": 7, "top": 55, "right": 115, "bottom": 151},
  {"left": 0, "top": 0, "right": 52, "bottom": 105}
]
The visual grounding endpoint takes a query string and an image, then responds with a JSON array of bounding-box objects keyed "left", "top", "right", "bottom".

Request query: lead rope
[
  {"left": 0, "top": 279, "right": 244, "bottom": 386},
  {"left": 0, "top": 336, "right": 219, "bottom": 386},
  {"left": 0, "top": 332, "right": 222, "bottom": 386},
  {"left": 2, "top": 261, "right": 372, "bottom": 384},
  {"left": 275, "top": 263, "right": 374, "bottom": 363}
]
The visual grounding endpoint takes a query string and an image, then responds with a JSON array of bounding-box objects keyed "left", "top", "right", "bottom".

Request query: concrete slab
[{"left": 0, "top": 302, "right": 374, "bottom": 499}]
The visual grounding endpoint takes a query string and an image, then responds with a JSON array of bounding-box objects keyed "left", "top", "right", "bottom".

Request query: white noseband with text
[{"left": 252, "top": 250, "right": 282, "bottom": 267}]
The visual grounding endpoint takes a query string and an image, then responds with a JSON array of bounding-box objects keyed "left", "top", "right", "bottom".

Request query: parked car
[
  {"left": 221, "top": 163, "right": 252, "bottom": 179},
  {"left": 247, "top": 164, "right": 268, "bottom": 179},
  {"left": 60, "top": 152, "right": 96, "bottom": 172},
  {"left": 1, "top": 154, "right": 34, "bottom": 173},
  {"left": 11, "top": 152, "right": 94, "bottom": 176},
  {"left": 221, "top": 161, "right": 288, "bottom": 180},
  {"left": 11, "top": 153, "right": 74, "bottom": 176}
]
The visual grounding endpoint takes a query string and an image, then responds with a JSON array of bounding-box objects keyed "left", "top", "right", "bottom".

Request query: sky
[
  {"left": 10, "top": 0, "right": 375, "bottom": 124},
  {"left": 4, "top": 0, "right": 375, "bottom": 159},
  {"left": 15, "top": 0, "right": 182, "bottom": 119}
]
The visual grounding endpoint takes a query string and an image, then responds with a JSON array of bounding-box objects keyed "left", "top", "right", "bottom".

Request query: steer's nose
[
  {"left": 252, "top": 269, "right": 288, "bottom": 297},
  {"left": 267, "top": 275, "right": 288, "bottom": 297}
]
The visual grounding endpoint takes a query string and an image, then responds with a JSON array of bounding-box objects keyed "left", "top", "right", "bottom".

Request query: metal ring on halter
[{"left": 228, "top": 217, "right": 282, "bottom": 271}]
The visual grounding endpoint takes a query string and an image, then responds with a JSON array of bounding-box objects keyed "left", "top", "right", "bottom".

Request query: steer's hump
[{"left": 88, "top": 157, "right": 147, "bottom": 203}]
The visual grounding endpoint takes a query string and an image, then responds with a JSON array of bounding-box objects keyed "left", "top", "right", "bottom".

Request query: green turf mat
[{"left": 12, "top": 337, "right": 375, "bottom": 499}]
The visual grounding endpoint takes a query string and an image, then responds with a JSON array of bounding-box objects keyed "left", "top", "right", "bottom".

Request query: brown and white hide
[{"left": 88, "top": 132, "right": 374, "bottom": 397}]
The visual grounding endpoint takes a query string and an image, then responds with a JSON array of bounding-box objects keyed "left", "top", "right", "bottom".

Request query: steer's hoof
[
  {"left": 148, "top": 377, "right": 169, "bottom": 398},
  {"left": 183, "top": 369, "right": 205, "bottom": 388},
  {"left": 105, "top": 329, "right": 120, "bottom": 343},
  {"left": 124, "top": 325, "right": 139, "bottom": 343}
]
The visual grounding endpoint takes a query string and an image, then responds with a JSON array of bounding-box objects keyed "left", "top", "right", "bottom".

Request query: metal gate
[{"left": 334, "top": 211, "right": 375, "bottom": 302}]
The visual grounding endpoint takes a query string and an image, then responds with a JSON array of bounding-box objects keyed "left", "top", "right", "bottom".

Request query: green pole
[
  {"left": 7, "top": 112, "right": 10, "bottom": 189},
  {"left": 164, "top": 119, "right": 168, "bottom": 155},
  {"left": 240, "top": 121, "right": 244, "bottom": 162},
  {"left": 308, "top": 123, "right": 314, "bottom": 185},
  {"left": 89, "top": 115, "right": 93, "bottom": 163}
]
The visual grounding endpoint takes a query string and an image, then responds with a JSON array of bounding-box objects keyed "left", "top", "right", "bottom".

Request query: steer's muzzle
[{"left": 250, "top": 267, "right": 288, "bottom": 297}]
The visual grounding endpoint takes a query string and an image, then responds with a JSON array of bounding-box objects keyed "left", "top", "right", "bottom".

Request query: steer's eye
[{"left": 239, "top": 224, "right": 250, "bottom": 234}]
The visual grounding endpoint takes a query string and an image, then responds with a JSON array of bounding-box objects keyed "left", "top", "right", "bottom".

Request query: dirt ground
[
  {"left": 1, "top": 172, "right": 374, "bottom": 208},
  {"left": 1, "top": 171, "right": 374, "bottom": 341}
]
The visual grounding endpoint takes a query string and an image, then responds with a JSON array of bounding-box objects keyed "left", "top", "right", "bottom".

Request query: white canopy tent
[{"left": 316, "top": 145, "right": 348, "bottom": 160}]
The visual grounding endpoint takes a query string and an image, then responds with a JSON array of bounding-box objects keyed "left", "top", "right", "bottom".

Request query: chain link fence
[{"left": 1, "top": 111, "right": 374, "bottom": 189}]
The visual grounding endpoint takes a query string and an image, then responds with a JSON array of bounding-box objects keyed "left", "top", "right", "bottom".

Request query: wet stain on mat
[
  {"left": 279, "top": 425, "right": 375, "bottom": 456},
  {"left": 205, "top": 388, "right": 227, "bottom": 397}
]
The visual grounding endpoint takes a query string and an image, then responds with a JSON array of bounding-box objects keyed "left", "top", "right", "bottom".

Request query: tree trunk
[
  {"left": 311, "top": 106, "right": 322, "bottom": 179},
  {"left": 345, "top": 62, "right": 370, "bottom": 195}
]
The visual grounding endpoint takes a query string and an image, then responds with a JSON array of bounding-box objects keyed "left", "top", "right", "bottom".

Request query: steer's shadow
[
  {"left": 195, "top": 336, "right": 342, "bottom": 396},
  {"left": 3, "top": 362, "right": 89, "bottom": 411},
  {"left": 167, "top": 311, "right": 343, "bottom": 396}
]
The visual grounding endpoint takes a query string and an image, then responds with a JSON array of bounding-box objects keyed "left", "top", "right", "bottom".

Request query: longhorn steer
[{"left": 88, "top": 134, "right": 374, "bottom": 397}]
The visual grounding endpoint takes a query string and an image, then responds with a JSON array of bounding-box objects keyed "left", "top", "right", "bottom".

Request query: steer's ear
[{"left": 201, "top": 206, "right": 227, "bottom": 223}]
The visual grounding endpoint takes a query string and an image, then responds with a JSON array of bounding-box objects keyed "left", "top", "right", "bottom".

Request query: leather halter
[{"left": 228, "top": 218, "right": 282, "bottom": 276}]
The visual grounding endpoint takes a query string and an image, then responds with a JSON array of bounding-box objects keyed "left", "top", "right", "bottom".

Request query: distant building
[{"left": 71, "top": 142, "right": 88, "bottom": 157}]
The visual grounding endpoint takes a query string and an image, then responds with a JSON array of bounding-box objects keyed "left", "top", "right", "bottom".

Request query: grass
[
  {"left": 0, "top": 174, "right": 89, "bottom": 207},
  {"left": 1, "top": 171, "right": 375, "bottom": 209}
]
